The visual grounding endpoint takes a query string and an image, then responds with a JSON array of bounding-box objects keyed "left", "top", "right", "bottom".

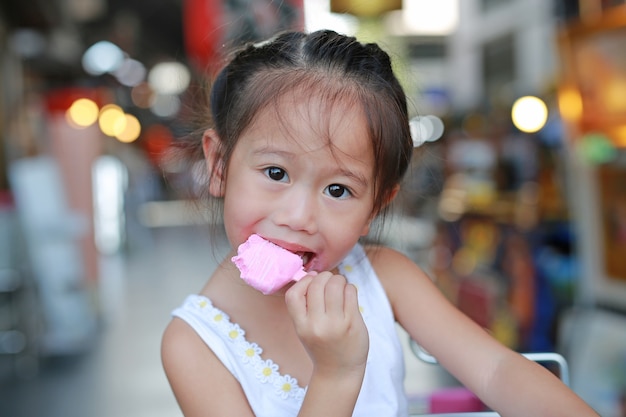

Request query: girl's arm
[{"left": 369, "top": 245, "right": 599, "bottom": 417}]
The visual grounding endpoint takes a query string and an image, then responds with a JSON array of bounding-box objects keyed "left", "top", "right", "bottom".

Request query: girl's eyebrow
[
  {"left": 251, "top": 145, "right": 296, "bottom": 159},
  {"left": 252, "top": 145, "right": 369, "bottom": 188},
  {"left": 338, "top": 168, "right": 369, "bottom": 189}
]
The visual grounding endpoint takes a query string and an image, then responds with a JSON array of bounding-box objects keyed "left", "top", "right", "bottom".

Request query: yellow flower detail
[
  {"left": 282, "top": 383, "right": 292, "bottom": 393},
  {"left": 344, "top": 265, "right": 353, "bottom": 272},
  {"left": 213, "top": 314, "right": 223, "bottom": 322},
  {"left": 229, "top": 330, "right": 239, "bottom": 339},
  {"left": 359, "top": 306, "right": 364, "bottom": 314},
  {"left": 245, "top": 348, "right": 255, "bottom": 357},
  {"left": 199, "top": 300, "right": 208, "bottom": 308},
  {"left": 262, "top": 367, "right": 273, "bottom": 377}
]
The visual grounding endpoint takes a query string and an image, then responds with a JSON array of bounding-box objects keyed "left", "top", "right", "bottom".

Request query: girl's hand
[{"left": 284, "top": 272, "right": 369, "bottom": 378}]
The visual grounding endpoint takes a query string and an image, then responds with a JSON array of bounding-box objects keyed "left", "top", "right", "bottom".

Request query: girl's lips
[
  {"left": 266, "top": 238, "right": 316, "bottom": 271},
  {"left": 268, "top": 238, "right": 312, "bottom": 254}
]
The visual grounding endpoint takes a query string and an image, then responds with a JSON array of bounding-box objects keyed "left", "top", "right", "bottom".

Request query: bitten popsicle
[{"left": 231, "top": 234, "right": 309, "bottom": 295}]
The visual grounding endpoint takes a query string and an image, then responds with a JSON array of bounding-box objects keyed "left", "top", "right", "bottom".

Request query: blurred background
[{"left": 0, "top": 0, "right": 625, "bottom": 416}]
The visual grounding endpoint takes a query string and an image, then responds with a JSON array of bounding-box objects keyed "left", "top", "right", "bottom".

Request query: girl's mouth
[{"left": 296, "top": 251, "right": 314, "bottom": 270}]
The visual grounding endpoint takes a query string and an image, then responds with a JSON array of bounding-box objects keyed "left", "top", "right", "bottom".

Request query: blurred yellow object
[
  {"left": 66, "top": 98, "right": 99, "bottom": 128},
  {"left": 330, "top": 0, "right": 401, "bottom": 17},
  {"left": 115, "top": 114, "right": 141, "bottom": 143},
  {"left": 491, "top": 308, "right": 518, "bottom": 349},
  {"left": 557, "top": 87, "right": 583, "bottom": 122},
  {"left": 99, "top": 104, "right": 126, "bottom": 137}
]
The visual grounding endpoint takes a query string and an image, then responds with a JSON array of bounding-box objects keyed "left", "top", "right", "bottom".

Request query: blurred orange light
[
  {"left": 558, "top": 87, "right": 583, "bottom": 122},
  {"left": 613, "top": 126, "right": 626, "bottom": 148},
  {"left": 605, "top": 79, "right": 626, "bottom": 113}
]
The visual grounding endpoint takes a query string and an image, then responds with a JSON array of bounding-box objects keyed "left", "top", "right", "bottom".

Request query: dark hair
[{"left": 178, "top": 30, "right": 413, "bottom": 220}]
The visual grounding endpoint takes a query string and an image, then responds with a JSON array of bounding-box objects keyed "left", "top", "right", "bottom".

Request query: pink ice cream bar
[{"left": 232, "top": 234, "right": 309, "bottom": 295}]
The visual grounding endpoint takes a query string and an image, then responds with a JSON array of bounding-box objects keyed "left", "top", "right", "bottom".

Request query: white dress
[{"left": 171, "top": 243, "right": 408, "bottom": 416}]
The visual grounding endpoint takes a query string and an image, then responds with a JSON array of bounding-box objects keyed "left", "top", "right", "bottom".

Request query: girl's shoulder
[
  {"left": 161, "top": 316, "right": 257, "bottom": 416},
  {"left": 361, "top": 244, "right": 439, "bottom": 314},
  {"left": 362, "top": 244, "right": 428, "bottom": 284}
]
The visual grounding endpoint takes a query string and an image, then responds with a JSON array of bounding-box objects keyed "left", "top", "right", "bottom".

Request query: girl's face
[{"left": 218, "top": 93, "right": 376, "bottom": 273}]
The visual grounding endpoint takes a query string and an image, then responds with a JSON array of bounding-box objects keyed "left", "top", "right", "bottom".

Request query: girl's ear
[
  {"left": 360, "top": 185, "right": 400, "bottom": 237},
  {"left": 386, "top": 184, "right": 400, "bottom": 207},
  {"left": 202, "top": 129, "right": 226, "bottom": 197}
]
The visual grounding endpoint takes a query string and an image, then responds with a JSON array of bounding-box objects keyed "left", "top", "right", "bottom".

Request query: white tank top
[{"left": 172, "top": 243, "right": 408, "bottom": 416}]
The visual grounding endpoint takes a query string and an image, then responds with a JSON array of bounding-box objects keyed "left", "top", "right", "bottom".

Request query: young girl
[{"left": 161, "top": 30, "right": 598, "bottom": 417}]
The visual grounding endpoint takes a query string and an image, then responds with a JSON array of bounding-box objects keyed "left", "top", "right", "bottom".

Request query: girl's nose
[{"left": 273, "top": 187, "right": 318, "bottom": 234}]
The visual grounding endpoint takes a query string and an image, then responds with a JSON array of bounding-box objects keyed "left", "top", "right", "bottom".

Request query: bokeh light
[
  {"left": 147, "top": 61, "right": 190, "bottom": 95},
  {"left": 577, "top": 132, "right": 617, "bottom": 164},
  {"left": 409, "top": 115, "right": 445, "bottom": 147},
  {"left": 82, "top": 41, "right": 125, "bottom": 76},
  {"left": 512, "top": 96, "right": 548, "bottom": 133},
  {"left": 66, "top": 98, "right": 99, "bottom": 128},
  {"left": 131, "top": 82, "right": 155, "bottom": 109},
  {"left": 98, "top": 104, "right": 127, "bottom": 137},
  {"left": 115, "top": 114, "right": 141, "bottom": 143},
  {"left": 114, "top": 58, "right": 146, "bottom": 87},
  {"left": 9, "top": 28, "right": 46, "bottom": 58},
  {"left": 558, "top": 87, "right": 583, "bottom": 122},
  {"left": 150, "top": 94, "right": 181, "bottom": 118}
]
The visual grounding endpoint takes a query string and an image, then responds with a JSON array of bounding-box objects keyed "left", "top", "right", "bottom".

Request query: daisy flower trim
[{"left": 188, "top": 295, "right": 306, "bottom": 401}]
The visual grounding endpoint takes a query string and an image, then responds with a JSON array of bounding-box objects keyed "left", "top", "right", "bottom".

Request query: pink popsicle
[{"left": 231, "top": 234, "right": 309, "bottom": 295}]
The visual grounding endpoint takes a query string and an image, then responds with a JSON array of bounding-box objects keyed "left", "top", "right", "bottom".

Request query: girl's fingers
[
  {"left": 285, "top": 274, "right": 314, "bottom": 321},
  {"left": 286, "top": 272, "right": 362, "bottom": 338},
  {"left": 324, "top": 275, "right": 349, "bottom": 316},
  {"left": 343, "top": 283, "right": 360, "bottom": 320},
  {"left": 286, "top": 271, "right": 368, "bottom": 374},
  {"left": 304, "top": 272, "right": 332, "bottom": 317}
]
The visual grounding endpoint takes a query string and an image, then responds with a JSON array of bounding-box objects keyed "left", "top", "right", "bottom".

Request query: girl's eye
[
  {"left": 265, "top": 167, "right": 288, "bottom": 182},
  {"left": 326, "top": 184, "right": 351, "bottom": 199}
]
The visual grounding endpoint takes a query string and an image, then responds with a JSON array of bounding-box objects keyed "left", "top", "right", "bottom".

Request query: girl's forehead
[{"left": 248, "top": 91, "right": 372, "bottom": 153}]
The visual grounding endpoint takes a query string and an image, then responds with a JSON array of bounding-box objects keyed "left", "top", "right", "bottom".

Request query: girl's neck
[{"left": 202, "top": 255, "right": 290, "bottom": 317}]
